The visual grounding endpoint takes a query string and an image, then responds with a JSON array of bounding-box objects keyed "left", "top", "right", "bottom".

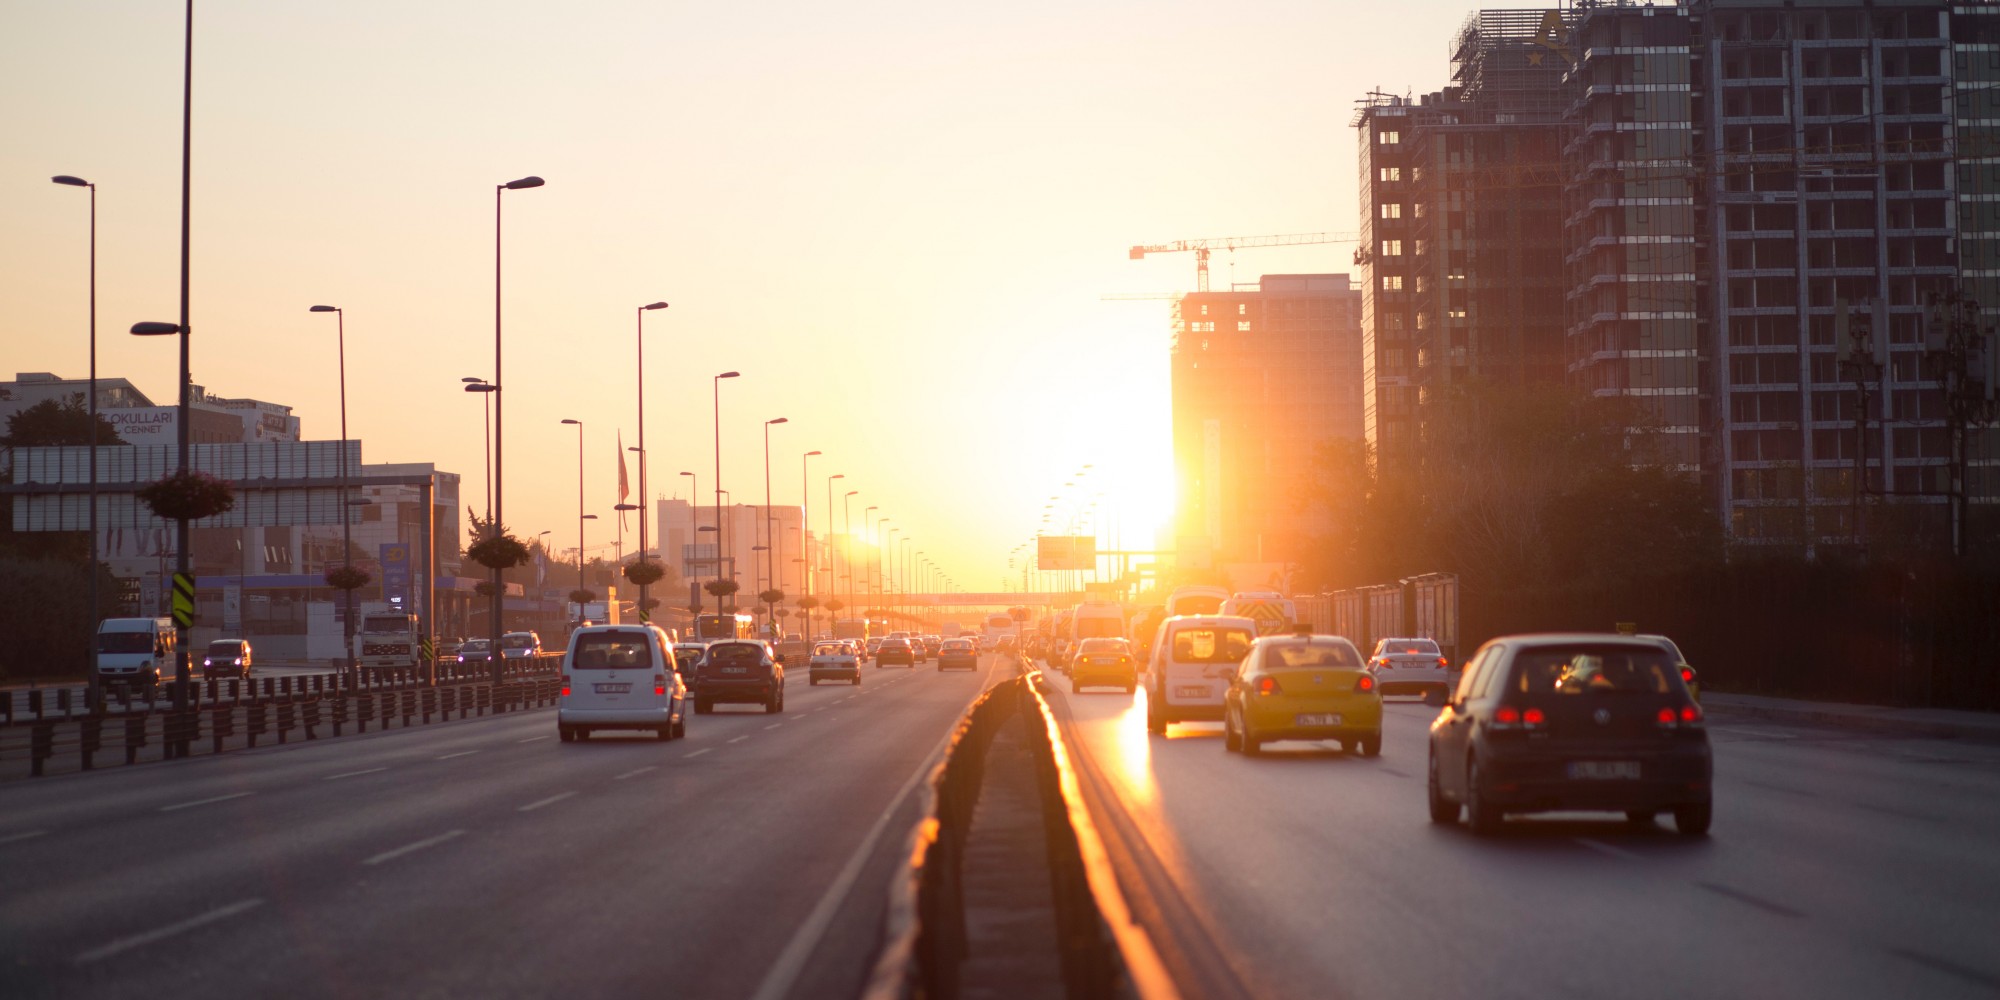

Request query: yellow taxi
[
  {"left": 1223, "top": 631, "right": 1382, "bottom": 756},
  {"left": 1069, "top": 637, "right": 1139, "bottom": 694}
]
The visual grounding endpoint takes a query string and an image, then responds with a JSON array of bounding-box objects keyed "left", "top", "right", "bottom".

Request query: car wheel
[
  {"left": 559, "top": 727, "right": 575, "bottom": 743},
  {"left": 1626, "top": 810, "right": 1658, "bottom": 827},
  {"left": 853, "top": 677, "right": 861, "bottom": 686},
  {"left": 1146, "top": 701, "right": 1167, "bottom": 735},
  {"left": 1466, "top": 758, "right": 1503, "bottom": 836},
  {"left": 1673, "top": 800, "right": 1712, "bottom": 838},
  {"left": 1427, "top": 750, "right": 1459, "bottom": 824},
  {"left": 1223, "top": 710, "right": 1242, "bottom": 752},
  {"left": 1242, "top": 726, "right": 1262, "bottom": 757},
  {"left": 656, "top": 725, "right": 672, "bottom": 741},
  {"left": 695, "top": 701, "right": 712, "bottom": 715},
  {"left": 673, "top": 715, "right": 687, "bottom": 739},
  {"left": 766, "top": 693, "right": 781, "bottom": 714},
  {"left": 810, "top": 678, "right": 818, "bottom": 686},
  {"left": 576, "top": 728, "right": 591, "bottom": 741},
  {"left": 1360, "top": 734, "right": 1381, "bottom": 758}
]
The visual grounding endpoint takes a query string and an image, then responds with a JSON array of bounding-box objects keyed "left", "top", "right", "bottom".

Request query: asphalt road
[
  {"left": 0, "top": 654, "right": 1005, "bottom": 999},
  {"left": 1048, "top": 678, "right": 2000, "bottom": 1000}
]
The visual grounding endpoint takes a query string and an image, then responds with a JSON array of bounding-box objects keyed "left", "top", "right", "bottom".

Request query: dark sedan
[
  {"left": 936, "top": 638, "right": 978, "bottom": 672},
  {"left": 693, "top": 640, "right": 785, "bottom": 714},
  {"left": 1428, "top": 633, "right": 1712, "bottom": 837},
  {"left": 875, "top": 637, "right": 915, "bottom": 669}
]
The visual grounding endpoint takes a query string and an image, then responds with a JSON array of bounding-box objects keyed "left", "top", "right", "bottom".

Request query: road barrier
[
  {"left": 864, "top": 665, "right": 1177, "bottom": 1000},
  {"left": 0, "top": 654, "right": 564, "bottom": 779}
]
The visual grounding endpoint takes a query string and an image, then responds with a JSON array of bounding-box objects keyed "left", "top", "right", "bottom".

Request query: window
[
  {"left": 1170, "top": 627, "right": 1255, "bottom": 664},
  {"left": 1379, "top": 131, "right": 1401, "bottom": 145},
  {"left": 1381, "top": 275, "right": 1403, "bottom": 291},
  {"left": 1238, "top": 303, "right": 1248, "bottom": 315},
  {"left": 1381, "top": 203, "right": 1403, "bottom": 219},
  {"left": 1199, "top": 304, "right": 1209, "bottom": 316},
  {"left": 1189, "top": 321, "right": 1214, "bottom": 332},
  {"left": 1381, "top": 240, "right": 1403, "bottom": 256},
  {"left": 1508, "top": 645, "right": 1677, "bottom": 695},
  {"left": 1237, "top": 321, "right": 1251, "bottom": 331},
  {"left": 1270, "top": 643, "right": 1362, "bottom": 668},
  {"left": 1379, "top": 167, "right": 1402, "bottom": 182},
  {"left": 570, "top": 630, "right": 657, "bottom": 670}
]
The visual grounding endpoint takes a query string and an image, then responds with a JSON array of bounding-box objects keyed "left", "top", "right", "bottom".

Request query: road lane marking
[
  {"left": 614, "top": 766, "right": 657, "bottom": 780},
  {"left": 435, "top": 750, "right": 479, "bottom": 760},
  {"left": 684, "top": 748, "right": 712, "bottom": 758},
  {"left": 1696, "top": 881, "right": 1805, "bottom": 918},
  {"left": 1576, "top": 838, "right": 1643, "bottom": 861},
  {"left": 160, "top": 791, "right": 253, "bottom": 812},
  {"left": 517, "top": 735, "right": 550, "bottom": 743},
  {"left": 0, "top": 830, "right": 48, "bottom": 846},
  {"left": 749, "top": 719, "right": 957, "bottom": 1000},
  {"left": 363, "top": 829, "right": 465, "bottom": 866},
  {"left": 518, "top": 792, "right": 577, "bottom": 812},
  {"left": 728, "top": 736, "right": 750, "bottom": 744},
  {"left": 765, "top": 724, "right": 783, "bottom": 730},
  {"left": 74, "top": 898, "right": 265, "bottom": 964},
  {"left": 324, "top": 767, "right": 388, "bottom": 781}
]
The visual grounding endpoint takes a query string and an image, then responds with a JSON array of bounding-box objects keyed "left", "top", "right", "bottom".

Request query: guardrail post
[
  {"left": 205, "top": 679, "right": 219, "bottom": 702},
  {"left": 330, "top": 693, "right": 347, "bottom": 736},
  {"left": 125, "top": 714, "right": 146, "bottom": 764},
  {"left": 80, "top": 717, "right": 101, "bottom": 770},
  {"left": 302, "top": 699, "right": 321, "bottom": 739},
  {"left": 56, "top": 689, "right": 72, "bottom": 718},
  {"left": 211, "top": 705, "right": 229, "bottom": 754},
  {"left": 421, "top": 687, "right": 435, "bottom": 724},
  {"left": 246, "top": 703, "right": 266, "bottom": 747},
  {"left": 29, "top": 723, "right": 54, "bottom": 776},
  {"left": 277, "top": 702, "right": 295, "bottom": 743},
  {"left": 28, "top": 690, "right": 43, "bottom": 722}
]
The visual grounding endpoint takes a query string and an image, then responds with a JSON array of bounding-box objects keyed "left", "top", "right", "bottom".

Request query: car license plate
[
  {"left": 1174, "top": 685, "right": 1208, "bottom": 698},
  {"left": 1567, "top": 761, "right": 1640, "bottom": 780},
  {"left": 722, "top": 667, "right": 747, "bottom": 675},
  {"left": 1295, "top": 713, "right": 1342, "bottom": 727},
  {"left": 593, "top": 683, "right": 631, "bottom": 695}
]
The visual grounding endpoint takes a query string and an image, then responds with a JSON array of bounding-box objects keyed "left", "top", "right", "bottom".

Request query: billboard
[
  {"left": 379, "top": 542, "right": 412, "bottom": 605},
  {"left": 1037, "top": 535, "right": 1097, "bottom": 571}
]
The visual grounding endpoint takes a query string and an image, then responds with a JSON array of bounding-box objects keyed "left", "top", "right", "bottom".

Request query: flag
[{"left": 617, "top": 430, "right": 630, "bottom": 530}]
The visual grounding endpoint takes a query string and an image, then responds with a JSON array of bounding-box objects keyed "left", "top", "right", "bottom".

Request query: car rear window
[
  {"left": 814, "top": 643, "right": 847, "bottom": 655},
  {"left": 570, "top": 631, "right": 655, "bottom": 670},
  {"left": 1383, "top": 639, "right": 1440, "bottom": 655},
  {"left": 1078, "top": 638, "right": 1130, "bottom": 654},
  {"left": 1508, "top": 645, "right": 1678, "bottom": 695},
  {"left": 943, "top": 641, "right": 973, "bottom": 651},
  {"left": 1270, "top": 643, "right": 1361, "bottom": 668},
  {"left": 1170, "top": 628, "right": 1253, "bottom": 664},
  {"left": 704, "top": 644, "right": 766, "bottom": 669}
]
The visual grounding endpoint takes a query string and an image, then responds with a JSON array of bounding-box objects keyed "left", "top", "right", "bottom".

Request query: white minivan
[
  {"left": 557, "top": 624, "right": 688, "bottom": 742},
  {"left": 1143, "top": 615, "right": 1257, "bottom": 735},
  {"left": 95, "top": 618, "right": 176, "bottom": 692}
]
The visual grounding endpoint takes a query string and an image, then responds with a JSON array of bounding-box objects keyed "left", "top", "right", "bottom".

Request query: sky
[{"left": 2, "top": 0, "right": 1479, "bottom": 592}]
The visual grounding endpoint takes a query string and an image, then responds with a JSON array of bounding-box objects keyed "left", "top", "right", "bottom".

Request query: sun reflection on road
[{"left": 1108, "top": 689, "right": 1157, "bottom": 811}]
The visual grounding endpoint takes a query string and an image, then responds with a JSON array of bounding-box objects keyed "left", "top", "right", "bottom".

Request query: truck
[
  {"left": 567, "top": 600, "right": 616, "bottom": 629},
  {"left": 832, "top": 618, "right": 870, "bottom": 643},
  {"left": 1219, "top": 591, "right": 1297, "bottom": 636},
  {"left": 353, "top": 601, "right": 421, "bottom": 677}
]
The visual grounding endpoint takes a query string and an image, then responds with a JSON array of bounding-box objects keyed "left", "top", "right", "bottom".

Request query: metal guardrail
[
  {"left": 0, "top": 653, "right": 565, "bottom": 779},
  {"left": 863, "top": 665, "right": 1179, "bottom": 1000}
]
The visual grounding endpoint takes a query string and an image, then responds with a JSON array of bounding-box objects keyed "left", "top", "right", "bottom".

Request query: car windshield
[
  {"left": 570, "top": 631, "right": 654, "bottom": 670},
  {"left": 97, "top": 632, "right": 154, "bottom": 654},
  {"left": 1270, "top": 643, "right": 1361, "bottom": 668},
  {"left": 1171, "top": 628, "right": 1254, "bottom": 664},
  {"left": 501, "top": 635, "right": 534, "bottom": 649},
  {"left": 361, "top": 615, "right": 408, "bottom": 633},
  {"left": 460, "top": 640, "right": 491, "bottom": 653},
  {"left": 943, "top": 641, "right": 972, "bottom": 651},
  {"left": 206, "top": 642, "right": 242, "bottom": 657},
  {"left": 1510, "top": 645, "right": 1678, "bottom": 695},
  {"left": 882, "top": 639, "right": 909, "bottom": 648}
]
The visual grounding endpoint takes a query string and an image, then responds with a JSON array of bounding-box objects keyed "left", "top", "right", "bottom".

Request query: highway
[
  {"left": 0, "top": 655, "right": 1006, "bottom": 1000},
  {"left": 1048, "top": 682, "right": 2000, "bottom": 1000}
]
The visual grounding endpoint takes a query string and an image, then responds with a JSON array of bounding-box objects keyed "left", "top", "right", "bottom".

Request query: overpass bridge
[{"left": 823, "top": 592, "right": 1082, "bottom": 609}]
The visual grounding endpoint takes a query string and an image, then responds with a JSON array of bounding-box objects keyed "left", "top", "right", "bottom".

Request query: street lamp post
[
  {"left": 863, "top": 506, "right": 878, "bottom": 612},
  {"left": 712, "top": 371, "right": 740, "bottom": 614},
  {"left": 801, "top": 450, "right": 821, "bottom": 611},
  {"left": 878, "top": 518, "right": 893, "bottom": 605},
  {"left": 128, "top": 320, "right": 192, "bottom": 745},
  {"left": 842, "top": 489, "right": 858, "bottom": 622},
  {"left": 52, "top": 175, "right": 98, "bottom": 671},
  {"left": 761, "top": 416, "right": 788, "bottom": 628},
  {"left": 634, "top": 301, "right": 668, "bottom": 617},
  {"left": 490, "top": 173, "right": 544, "bottom": 685},
  {"left": 561, "top": 418, "right": 587, "bottom": 610},
  {"left": 309, "top": 305, "right": 353, "bottom": 682},
  {"left": 679, "top": 470, "right": 698, "bottom": 614}
]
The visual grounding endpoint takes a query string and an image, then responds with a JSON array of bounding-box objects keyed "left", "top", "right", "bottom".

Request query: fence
[{"left": 0, "top": 654, "right": 563, "bottom": 779}]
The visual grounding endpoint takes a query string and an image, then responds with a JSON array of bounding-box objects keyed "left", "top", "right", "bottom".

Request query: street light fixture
[
  {"left": 310, "top": 305, "right": 358, "bottom": 680},
  {"left": 53, "top": 175, "right": 101, "bottom": 664},
  {"left": 561, "top": 419, "right": 589, "bottom": 609},
  {"left": 762, "top": 416, "right": 788, "bottom": 628},
  {"left": 713, "top": 371, "right": 741, "bottom": 612},
  {"left": 634, "top": 301, "right": 668, "bottom": 618}
]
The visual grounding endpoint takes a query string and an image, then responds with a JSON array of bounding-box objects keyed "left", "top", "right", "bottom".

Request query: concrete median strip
[
  {"left": 159, "top": 791, "right": 253, "bottom": 812},
  {"left": 363, "top": 829, "right": 465, "bottom": 866},
  {"left": 518, "top": 792, "right": 576, "bottom": 812},
  {"left": 73, "top": 898, "right": 265, "bottom": 964}
]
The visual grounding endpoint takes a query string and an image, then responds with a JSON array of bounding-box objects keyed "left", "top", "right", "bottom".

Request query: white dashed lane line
[
  {"left": 728, "top": 736, "right": 751, "bottom": 744},
  {"left": 0, "top": 830, "right": 49, "bottom": 846},
  {"left": 435, "top": 750, "right": 479, "bottom": 760},
  {"left": 517, "top": 735, "right": 550, "bottom": 743},
  {"left": 1576, "top": 838, "right": 1644, "bottom": 861},
  {"left": 159, "top": 792, "right": 253, "bottom": 812},
  {"left": 684, "top": 748, "right": 712, "bottom": 758},
  {"left": 363, "top": 829, "right": 466, "bottom": 866},
  {"left": 73, "top": 899, "right": 265, "bottom": 964},
  {"left": 324, "top": 767, "right": 388, "bottom": 781},
  {"left": 765, "top": 724, "right": 783, "bottom": 730},
  {"left": 518, "top": 792, "right": 576, "bottom": 813},
  {"left": 614, "top": 766, "right": 657, "bottom": 780}
]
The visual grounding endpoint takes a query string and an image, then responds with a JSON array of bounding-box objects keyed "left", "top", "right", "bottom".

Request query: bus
[
  {"left": 982, "top": 613, "right": 1018, "bottom": 643},
  {"left": 833, "top": 618, "right": 870, "bottom": 643},
  {"left": 1068, "top": 602, "right": 1125, "bottom": 642},
  {"left": 694, "top": 612, "right": 756, "bottom": 643}
]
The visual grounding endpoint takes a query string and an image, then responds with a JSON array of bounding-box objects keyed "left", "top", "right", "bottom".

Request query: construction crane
[{"left": 1128, "top": 231, "right": 1359, "bottom": 292}]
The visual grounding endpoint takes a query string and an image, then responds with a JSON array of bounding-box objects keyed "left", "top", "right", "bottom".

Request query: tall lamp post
[
  {"left": 128, "top": 321, "right": 192, "bottom": 739},
  {"left": 460, "top": 377, "right": 493, "bottom": 517},
  {"left": 560, "top": 418, "right": 588, "bottom": 609},
  {"left": 712, "top": 371, "right": 740, "bottom": 613},
  {"left": 863, "top": 506, "right": 878, "bottom": 612},
  {"left": 842, "top": 489, "right": 858, "bottom": 621},
  {"left": 489, "top": 173, "right": 544, "bottom": 685},
  {"left": 878, "top": 518, "right": 893, "bottom": 606},
  {"left": 761, "top": 416, "right": 788, "bottom": 627},
  {"left": 633, "top": 301, "right": 668, "bottom": 616},
  {"left": 52, "top": 175, "right": 99, "bottom": 663},
  {"left": 309, "top": 305, "right": 354, "bottom": 680},
  {"left": 801, "top": 450, "right": 821, "bottom": 611},
  {"left": 679, "top": 470, "right": 698, "bottom": 614}
]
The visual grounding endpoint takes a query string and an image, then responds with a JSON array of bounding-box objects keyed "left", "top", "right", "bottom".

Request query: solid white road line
[
  {"left": 0, "top": 830, "right": 49, "bottom": 846},
  {"left": 518, "top": 792, "right": 577, "bottom": 812},
  {"left": 517, "top": 735, "right": 550, "bottom": 743},
  {"left": 435, "top": 750, "right": 480, "bottom": 760},
  {"left": 74, "top": 898, "right": 265, "bottom": 964},
  {"left": 363, "top": 829, "right": 466, "bottom": 866},
  {"left": 614, "top": 766, "right": 657, "bottom": 780},
  {"left": 1576, "top": 838, "right": 1644, "bottom": 861},
  {"left": 748, "top": 722, "right": 958, "bottom": 1000},
  {"left": 324, "top": 767, "right": 388, "bottom": 781},
  {"left": 159, "top": 791, "right": 253, "bottom": 812}
]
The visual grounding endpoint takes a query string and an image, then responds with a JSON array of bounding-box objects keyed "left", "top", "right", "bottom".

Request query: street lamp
[
  {"left": 843, "top": 489, "right": 858, "bottom": 621},
  {"left": 490, "top": 172, "right": 544, "bottom": 685},
  {"left": 310, "top": 305, "right": 355, "bottom": 680},
  {"left": 864, "top": 506, "right": 878, "bottom": 607},
  {"left": 462, "top": 377, "right": 493, "bottom": 518},
  {"left": 561, "top": 419, "right": 588, "bottom": 611},
  {"left": 129, "top": 320, "right": 192, "bottom": 731},
  {"left": 679, "top": 470, "right": 699, "bottom": 614},
  {"left": 762, "top": 416, "right": 788, "bottom": 627},
  {"left": 712, "top": 371, "right": 740, "bottom": 613},
  {"left": 52, "top": 175, "right": 100, "bottom": 660},
  {"left": 801, "top": 450, "right": 821, "bottom": 608},
  {"left": 635, "top": 301, "right": 668, "bottom": 616}
]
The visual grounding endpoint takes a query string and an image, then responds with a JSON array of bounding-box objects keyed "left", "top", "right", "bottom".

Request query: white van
[
  {"left": 1144, "top": 615, "right": 1257, "bottom": 735},
  {"left": 96, "top": 618, "right": 176, "bottom": 692},
  {"left": 557, "top": 624, "right": 688, "bottom": 742}
]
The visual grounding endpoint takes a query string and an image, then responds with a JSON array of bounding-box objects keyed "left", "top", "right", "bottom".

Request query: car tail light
[
  {"left": 1522, "top": 706, "right": 1547, "bottom": 730},
  {"left": 1492, "top": 705, "right": 1522, "bottom": 730},
  {"left": 1656, "top": 706, "right": 1679, "bottom": 729},
  {"left": 1680, "top": 665, "right": 1697, "bottom": 685},
  {"left": 1437, "top": 656, "right": 1449, "bottom": 669},
  {"left": 560, "top": 675, "right": 572, "bottom": 698},
  {"left": 654, "top": 674, "right": 668, "bottom": 696},
  {"left": 1355, "top": 673, "right": 1376, "bottom": 693},
  {"left": 1255, "top": 676, "right": 1283, "bottom": 697},
  {"left": 1679, "top": 703, "right": 1704, "bottom": 728}
]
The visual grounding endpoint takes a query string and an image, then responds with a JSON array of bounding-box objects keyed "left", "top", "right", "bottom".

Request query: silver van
[
  {"left": 558, "top": 625, "right": 688, "bottom": 742},
  {"left": 95, "top": 618, "right": 176, "bottom": 692}
]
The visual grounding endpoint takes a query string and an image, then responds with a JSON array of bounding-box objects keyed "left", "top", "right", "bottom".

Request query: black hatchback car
[
  {"left": 693, "top": 640, "right": 785, "bottom": 714},
  {"left": 876, "top": 637, "right": 915, "bottom": 668},
  {"left": 1428, "top": 634, "right": 1712, "bottom": 837}
]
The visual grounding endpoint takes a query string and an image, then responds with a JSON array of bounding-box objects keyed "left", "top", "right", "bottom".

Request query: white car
[
  {"left": 557, "top": 625, "right": 688, "bottom": 742},
  {"left": 809, "top": 642, "right": 861, "bottom": 686},
  {"left": 1368, "top": 637, "right": 1452, "bottom": 699},
  {"left": 1145, "top": 615, "right": 1258, "bottom": 735}
]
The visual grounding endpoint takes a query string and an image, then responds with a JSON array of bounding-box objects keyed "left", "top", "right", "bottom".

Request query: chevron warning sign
[{"left": 170, "top": 573, "right": 196, "bottom": 629}]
